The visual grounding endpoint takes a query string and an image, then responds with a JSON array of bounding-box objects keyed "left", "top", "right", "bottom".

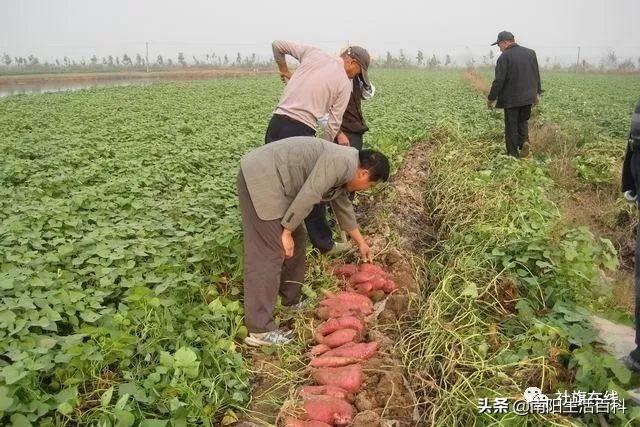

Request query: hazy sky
[{"left": 2, "top": 0, "right": 639, "bottom": 65}]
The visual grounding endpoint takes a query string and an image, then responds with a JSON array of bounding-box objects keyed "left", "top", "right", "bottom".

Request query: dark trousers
[
  {"left": 264, "top": 113, "right": 316, "bottom": 143},
  {"left": 305, "top": 131, "right": 366, "bottom": 252},
  {"left": 237, "top": 171, "right": 305, "bottom": 333},
  {"left": 504, "top": 105, "right": 532, "bottom": 157},
  {"left": 264, "top": 114, "right": 335, "bottom": 252}
]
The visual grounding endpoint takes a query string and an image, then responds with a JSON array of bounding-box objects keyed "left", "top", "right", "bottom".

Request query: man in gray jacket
[
  {"left": 237, "top": 136, "right": 390, "bottom": 346},
  {"left": 488, "top": 31, "right": 542, "bottom": 158}
]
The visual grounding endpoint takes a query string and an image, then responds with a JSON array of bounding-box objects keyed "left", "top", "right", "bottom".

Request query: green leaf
[
  {"left": 114, "top": 409, "right": 135, "bottom": 427},
  {"left": 0, "top": 386, "right": 14, "bottom": 411},
  {"left": 139, "top": 420, "right": 168, "bottom": 427},
  {"left": 221, "top": 410, "right": 238, "bottom": 425},
  {"left": 100, "top": 386, "right": 114, "bottom": 407},
  {"left": 2, "top": 364, "right": 27, "bottom": 385},
  {"left": 603, "top": 356, "right": 631, "bottom": 384},
  {"left": 57, "top": 401, "right": 73, "bottom": 415},
  {"left": 10, "top": 414, "right": 32, "bottom": 427},
  {"left": 174, "top": 347, "right": 197, "bottom": 368},
  {"left": 461, "top": 282, "right": 478, "bottom": 298}
]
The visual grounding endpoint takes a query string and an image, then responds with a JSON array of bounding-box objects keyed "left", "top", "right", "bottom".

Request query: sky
[{"left": 1, "top": 0, "right": 639, "bottom": 66}]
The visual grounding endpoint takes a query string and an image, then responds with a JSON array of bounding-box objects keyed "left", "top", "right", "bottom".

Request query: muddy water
[{"left": 0, "top": 78, "right": 158, "bottom": 98}]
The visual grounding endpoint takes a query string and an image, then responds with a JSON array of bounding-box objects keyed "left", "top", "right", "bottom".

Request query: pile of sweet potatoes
[{"left": 283, "top": 263, "right": 396, "bottom": 427}]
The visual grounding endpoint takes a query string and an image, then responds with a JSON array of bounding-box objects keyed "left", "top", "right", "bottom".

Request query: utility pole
[
  {"left": 576, "top": 46, "right": 581, "bottom": 70},
  {"left": 146, "top": 42, "right": 149, "bottom": 73}
]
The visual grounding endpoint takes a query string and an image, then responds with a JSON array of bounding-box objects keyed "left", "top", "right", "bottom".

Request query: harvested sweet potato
[
  {"left": 311, "top": 364, "right": 363, "bottom": 393},
  {"left": 310, "top": 356, "right": 361, "bottom": 368},
  {"left": 354, "top": 281, "right": 373, "bottom": 295},
  {"left": 321, "top": 328, "right": 359, "bottom": 348},
  {"left": 303, "top": 396, "right": 354, "bottom": 425},
  {"left": 359, "top": 263, "right": 389, "bottom": 278},
  {"left": 309, "top": 344, "right": 331, "bottom": 357},
  {"left": 284, "top": 417, "right": 331, "bottom": 427},
  {"left": 299, "top": 385, "right": 354, "bottom": 402},
  {"left": 332, "top": 263, "right": 357, "bottom": 279},
  {"left": 320, "top": 291, "right": 373, "bottom": 307},
  {"left": 384, "top": 279, "right": 398, "bottom": 293},
  {"left": 317, "top": 316, "right": 363, "bottom": 336},
  {"left": 322, "top": 342, "right": 378, "bottom": 360},
  {"left": 349, "top": 271, "right": 375, "bottom": 284}
]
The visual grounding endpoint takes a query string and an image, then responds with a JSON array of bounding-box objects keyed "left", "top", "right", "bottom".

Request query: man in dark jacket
[
  {"left": 487, "top": 31, "right": 542, "bottom": 158},
  {"left": 621, "top": 98, "right": 640, "bottom": 371},
  {"left": 334, "top": 75, "right": 374, "bottom": 150}
]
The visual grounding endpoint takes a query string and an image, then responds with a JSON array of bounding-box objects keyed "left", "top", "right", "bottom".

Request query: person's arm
[
  {"left": 281, "top": 153, "right": 347, "bottom": 231},
  {"left": 487, "top": 55, "right": 508, "bottom": 104},
  {"left": 330, "top": 192, "right": 371, "bottom": 261},
  {"left": 533, "top": 51, "right": 542, "bottom": 95},
  {"left": 272, "top": 40, "right": 313, "bottom": 82},
  {"left": 324, "top": 80, "right": 352, "bottom": 141}
]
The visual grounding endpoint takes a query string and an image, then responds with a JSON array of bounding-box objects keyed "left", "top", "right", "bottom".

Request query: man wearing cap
[
  {"left": 266, "top": 41, "right": 371, "bottom": 145},
  {"left": 487, "top": 31, "right": 542, "bottom": 158},
  {"left": 266, "top": 40, "right": 372, "bottom": 254}
]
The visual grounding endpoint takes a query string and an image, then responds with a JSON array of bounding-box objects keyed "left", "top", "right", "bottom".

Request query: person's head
[
  {"left": 346, "top": 149, "right": 390, "bottom": 192},
  {"left": 341, "top": 46, "right": 371, "bottom": 86},
  {"left": 491, "top": 31, "right": 515, "bottom": 53}
]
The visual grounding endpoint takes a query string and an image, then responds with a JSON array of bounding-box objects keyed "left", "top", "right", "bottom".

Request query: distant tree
[
  {"left": 236, "top": 52, "right": 242, "bottom": 65},
  {"left": 80, "top": 58, "right": 86, "bottom": 67},
  {"left": 116, "top": 57, "right": 120, "bottom": 66},
  {"left": 63, "top": 56, "right": 71, "bottom": 67},
  {"left": 135, "top": 53, "right": 143, "bottom": 67},
  {"left": 489, "top": 50, "right": 495, "bottom": 64},
  {"left": 56, "top": 59, "right": 61, "bottom": 67},
  {"left": 2, "top": 53, "right": 11, "bottom": 66},
  {"left": 601, "top": 50, "right": 617, "bottom": 69},
  {"left": 192, "top": 55, "right": 200, "bottom": 65},
  {"left": 385, "top": 51, "right": 393, "bottom": 68},
  {"left": 427, "top": 53, "right": 440, "bottom": 69},
  {"left": 156, "top": 54, "right": 164, "bottom": 65},
  {"left": 205, "top": 54, "right": 210, "bottom": 64},
  {"left": 210, "top": 52, "right": 216, "bottom": 65},
  {"left": 250, "top": 53, "right": 256, "bottom": 66},
  {"left": 107, "top": 55, "right": 114, "bottom": 66},
  {"left": 482, "top": 55, "right": 489, "bottom": 66},
  {"left": 178, "top": 52, "right": 186, "bottom": 66},
  {"left": 416, "top": 50, "right": 424, "bottom": 67},
  {"left": 223, "top": 54, "right": 229, "bottom": 66},
  {"left": 122, "top": 54, "right": 132, "bottom": 66},
  {"left": 444, "top": 54, "right": 452, "bottom": 66},
  {"left": 167, "top": 58, "right": 174, "bottom": 66},
  {"left": 618, "top": 58, "right": 636, "bottom": 71},
  {"left": 90, "top": 55, "right": 98, "bottom": 65},
  {"left": 398, "top": 49, "right": 409, "bottom": 67}
]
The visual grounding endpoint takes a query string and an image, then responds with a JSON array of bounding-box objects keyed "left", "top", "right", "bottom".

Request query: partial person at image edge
[
  {"left": 487, "top": 30, "right": 542, "bottom": 158},
  {"left": 621, "top": 98, "right": 640, "bottom": 371}
]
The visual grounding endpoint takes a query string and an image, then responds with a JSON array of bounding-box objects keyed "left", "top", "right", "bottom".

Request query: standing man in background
[
  {"left": 266, "top": 40, "right": 373, "bottom": 254},
  {"left": 621, "top": 98, "right": 640, "bottom": 371},
  {"left": 487, "top": 31, "right": 542, "bottom": 158}
]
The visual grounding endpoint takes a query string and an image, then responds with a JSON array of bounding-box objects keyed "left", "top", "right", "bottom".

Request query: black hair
[{"left": 358, "top": 149, "right": 390, "bottom": 182}]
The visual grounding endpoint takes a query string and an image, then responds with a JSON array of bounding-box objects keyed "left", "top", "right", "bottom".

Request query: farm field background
[{"left": 1, "top": 70, "right": 640, "bottom": 426}]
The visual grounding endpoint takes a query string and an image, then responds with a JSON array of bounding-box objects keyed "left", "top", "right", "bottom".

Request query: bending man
[{"left": 237, "top": 137, "right": 390, "bottom": 346}]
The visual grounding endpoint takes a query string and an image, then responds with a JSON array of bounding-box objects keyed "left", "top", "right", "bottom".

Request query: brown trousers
[{"left": 237, "top": 170, "right": 306, "bottom": 333}]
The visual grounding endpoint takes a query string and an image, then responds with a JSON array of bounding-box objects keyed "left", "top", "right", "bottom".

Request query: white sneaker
[{"left": 244, "top": 329, "right": 294, "bottom": 346}]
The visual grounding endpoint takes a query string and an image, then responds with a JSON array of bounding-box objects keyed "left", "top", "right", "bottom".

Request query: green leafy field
[{"left": 1, "top": 70, "right": 639, "bottom": 425}]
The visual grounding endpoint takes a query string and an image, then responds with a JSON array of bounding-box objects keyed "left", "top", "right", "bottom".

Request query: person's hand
[
  {"left": 280, "top": 70, "right": 292, "bottom": 83},
  {"left": 281, "top": 229, "right": 294, "bottom": 258},
  {"left": 336, "top": 132, "right": 350, "bottom": 146},
  {"left": 487, "top": 99, "right": 496, "bottom": 109},
  {"left": 358, "top": 241, "right": 373, "bottom": 263},
  {"left": 534, "top": 94, "right": 541, "bottom": 106}
]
